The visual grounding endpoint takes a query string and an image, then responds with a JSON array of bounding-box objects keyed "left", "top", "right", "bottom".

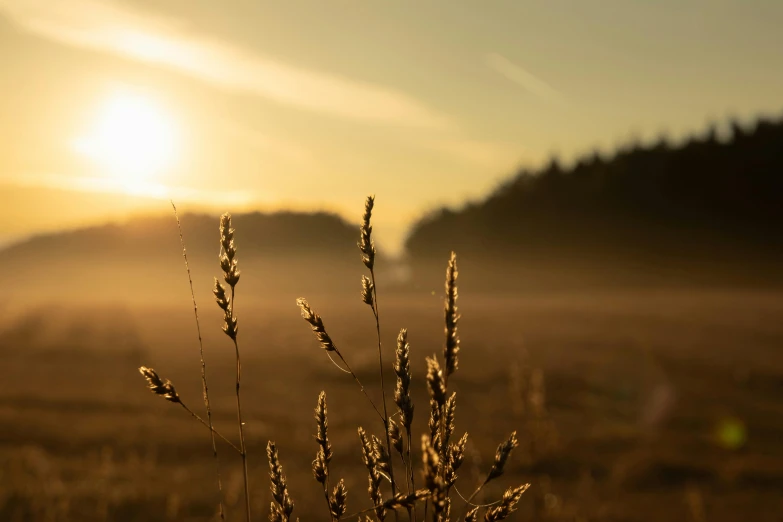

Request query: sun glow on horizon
[{"left": 73, "top": 92, "right": 180, "bottom": 193}]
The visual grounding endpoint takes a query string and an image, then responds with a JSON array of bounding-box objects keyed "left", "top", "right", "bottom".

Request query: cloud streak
[
  {"left": 0, "top": 0, "right": 451, "bottom": 129},
  {"left": 221, "top": 122, "right": 313, "bottom": 167},
  {"left": 426, "top": 138, "right": 522, "bottom": 169},
  {"left": 485, "top": 52, "right": 564, "bottom": 105},
  {"left": 2, "top": 171, "right": 259, "bottom": 207}
]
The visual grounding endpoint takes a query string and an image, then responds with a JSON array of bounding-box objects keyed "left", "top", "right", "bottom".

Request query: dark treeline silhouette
[
  {"left": 4, "top": 114, "right": 783, "bottom": 300},
  {"left": 405, "top": 114, "right": 783, "bottom": 291}
]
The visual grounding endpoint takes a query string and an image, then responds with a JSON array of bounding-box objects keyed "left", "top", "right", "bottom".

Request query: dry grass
[
  {"left": 1, "top": 226, "right": 783, "bottom": 519},
  {"left": 137, "top": 196, "right": 529, "bottom": 521}
]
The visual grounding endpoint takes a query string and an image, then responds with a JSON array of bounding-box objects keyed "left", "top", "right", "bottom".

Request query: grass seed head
[
  {"left": 138, "top": 366, "right": 180, "bottom": 403},
  {"left": 450, "top": 432, "right": 469, "bottom": 472},
  {"left": 314, "top": 391, "right": 332, "bottom": 463},
  {"left": 212, "top": 279, "right": 237, "bottom": 339},
  {"left": 218, "top": 213, "right": 234, "bottom": 253},
  {"left": 394, "top": 328, "right": 414, "bottom": 430},
  {"left": 428, "top": 399, "right": 442, "bottom": 452},
  {"left": 421, "top": 435, "right": 446, "bottom": 515},
  {"left": 267, "top": 441, "right": 294, "bottom": 521},
  {"left": 218, "top": 213, "right": 240, "bottom": 287},
  {"left": 421, "top": 434, "right": 441, "bottom": 489},
  {"left": 383, "top": 490, "right": 429, "bottom": 510},
  {"left": 488, "top": 431, "right": 519, "bottom": 482},
  {"left": 360, "top": 275, "right": 374, "bottom": 306},
  {"left": 312, "top": 447, "right": 328, "bottom": 484},
  {"left": 443, "top": 392, "right": 457, "bottom": 448},
  {"left": 445, "top": 432, "right": 469, "bottom": 488},
  {"left": 221, "top": 311, "right": 238, "bottom": 340},
  {"left": 388, "top": 418, "right": 404, "bottom": 456},
  {"left": 358, "top": 427, "right": 385, "bottom": 520},
  {"left": 483, "top": 484, "right": 530, "bottom": 521},
  {"left": 444, "top": 252, "right": 460, "bottom": 378},
  {"left": 296, "top": 298, "right": 337, "bottom": 352},
  {"left": 358, "top": 427, "right": 374, "bottom": 470},
  {"left": 426, "top": 356, "right": 446, "bottom": 406},
  {"left": 213, "top": 278, "right": 229, "bottom": 311},
  {"left": 329, "top": 479, "right": 347, "bottom": 519},
  {"left": 371, "top": 434, "right": 391, "bottom": 475},
  {"left": 358, "top": 195, "right": 376, "bottom": 270}
]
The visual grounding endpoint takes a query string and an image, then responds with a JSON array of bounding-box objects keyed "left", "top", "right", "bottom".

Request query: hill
[
  {"left": 405, "top": 115, "right": 783, "bottom": 291},
  {"left": 5, "top": 115, "right": 783, "bottom": 302},
  {"left": 0, "top": 210, "right": 376, "bottom": 306}
]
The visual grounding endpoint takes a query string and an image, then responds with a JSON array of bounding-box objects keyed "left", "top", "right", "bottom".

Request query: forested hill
[
  {"left": 405, "top": 115, "right": 783, "bottom": 290},
  {"left": 0, "top": 211, "right": 370, "bottom": 304}
]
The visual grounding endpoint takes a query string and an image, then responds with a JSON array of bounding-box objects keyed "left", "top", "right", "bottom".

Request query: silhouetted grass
[{"left": 138, "top": 197, "right": 529, "bottom": 521}]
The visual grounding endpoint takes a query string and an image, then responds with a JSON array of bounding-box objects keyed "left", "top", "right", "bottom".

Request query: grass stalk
[
  {"left": 460, "top": 431, "right": 519, "bottom": 519},
  {"left": 178, "top": 402, "right": 242, "bottom": 454},
  {"left": 217, "top": 213, "right": 252, "bottom": 522},
  {"left": 369, "top": 270, "right": 397, "bottom": 501},
  {"left": 139, "top": 196, "right": 532, "bottom": 522},
  {"left": 138, "top": 366, "right": 240, "bottom": 454},
  {"left": 171, "top": 201, "right": 227, "bottom": 520},
  {"left": 359, "top": 195, "right": 398, "bottom": 509},
  {"left": 232, "top": 325, "right": 252, "bottom": 522},
  {"left": 297, "top": 297, "right": 386, "bottom": 423}
]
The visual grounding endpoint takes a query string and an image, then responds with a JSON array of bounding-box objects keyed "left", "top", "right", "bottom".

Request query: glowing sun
[{"left": 74, "top": 93, "right": 179, "bottom": 186}]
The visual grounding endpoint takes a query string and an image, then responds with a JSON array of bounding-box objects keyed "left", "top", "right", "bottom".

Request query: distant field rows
[{"left": 1, "top": 289, "right": 782, "bottom": 520}]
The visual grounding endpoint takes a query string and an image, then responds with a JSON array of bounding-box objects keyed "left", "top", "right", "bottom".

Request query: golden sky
[{"left": 0, "top": 0, "right": 781, "bottom": 253}]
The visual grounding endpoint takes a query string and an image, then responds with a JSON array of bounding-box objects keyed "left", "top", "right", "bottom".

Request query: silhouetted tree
[{"left": 405, "top": 113, "right": 783, "bottom": 289}]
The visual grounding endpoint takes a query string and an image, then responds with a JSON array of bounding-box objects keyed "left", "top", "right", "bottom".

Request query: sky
[{"left": 0, "top": 0, "right": 781, "bottom": 253}]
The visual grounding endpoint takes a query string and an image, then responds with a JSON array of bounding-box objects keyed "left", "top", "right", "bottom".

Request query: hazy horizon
[
  {"left": 3, "top": 4, "right": 783, "bottom": 520},
  {"left": 2, "top": 0, "right": 783, "bottom": 253}
]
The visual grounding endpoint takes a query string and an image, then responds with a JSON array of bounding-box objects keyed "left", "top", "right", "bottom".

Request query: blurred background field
[
  {"left": 2, "top": 285, "right": 783, "bottom": 521},
  {"left": 1, "top": 117, "right": 783, "bottom": 521},
  {"left": 2, "top": 116, "right": 783, "bottom": 521},
  {"left": 3, "top": 1, "right": 783, "bottom": 519}
]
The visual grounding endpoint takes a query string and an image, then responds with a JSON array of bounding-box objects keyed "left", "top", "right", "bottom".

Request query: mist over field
[
  {"left": 3, "top": 116, "right": 782, "bottom": 303},
  {"left": 2, "top": 114, "right": 783, "bottom": 521},
  {"left": 3, "top": 1, "right": 783, "bottom": 520}
]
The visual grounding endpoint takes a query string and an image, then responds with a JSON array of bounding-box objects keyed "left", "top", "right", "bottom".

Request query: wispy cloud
[
  {"left": 221, "top": 122, "right": 313, "bottom": 167},
  {"left": 2, "top": 171, "right": 259, "bottom": 207},
  {"left": 0, "top": 0, "right": 452, "bottom": 129},
  {"left": 485, "top": 52, "right": 564, "bottom": 105},
  {"left": 426, "top": 138, "right": 522, "bottom": 169}
]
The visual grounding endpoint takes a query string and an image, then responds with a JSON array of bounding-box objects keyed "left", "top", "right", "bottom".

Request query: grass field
[{"left": 1, "top": 288, "right": 782, "bottom": 521}]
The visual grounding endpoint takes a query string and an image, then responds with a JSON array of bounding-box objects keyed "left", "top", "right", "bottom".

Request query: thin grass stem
[
  {"left": 230, "top": 285, "right": 252, "bottom": 522},
  {"left": 171, "top": 201, "right": 227, "bottom": 520},
  {"left": 453, "top": 485, "right": 503, "bottom": 508},
  {"left": 178, "top": 402, "right": 241, "bottom": 454},
  {"left": 369, "top": 267, "right": 397, "bottom": 503},
  {"left": 332, "top": 349, "right": 386, "bottom": 423}
]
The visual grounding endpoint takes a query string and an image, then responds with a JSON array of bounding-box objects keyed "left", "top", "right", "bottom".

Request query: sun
[{"left": 74, "top": 92, "right": 179, "bottom": 187}]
